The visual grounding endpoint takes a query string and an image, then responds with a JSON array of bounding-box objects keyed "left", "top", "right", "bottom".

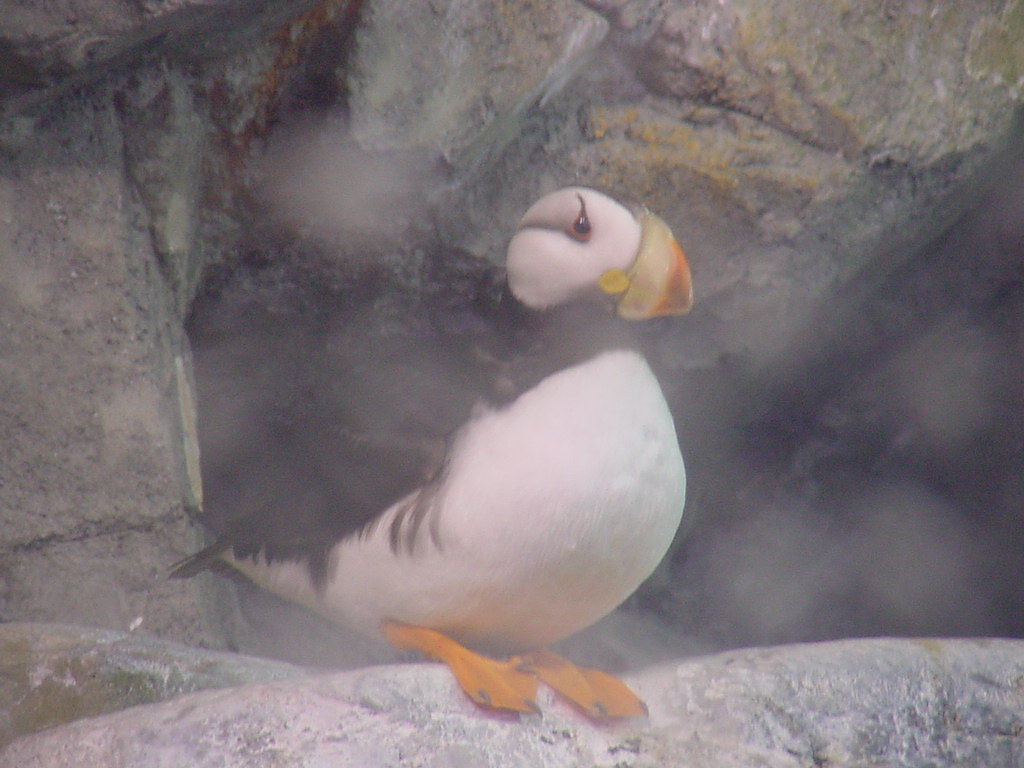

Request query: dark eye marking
[{"left": 567, "top": 193, "right": 592, "bottom": 242}]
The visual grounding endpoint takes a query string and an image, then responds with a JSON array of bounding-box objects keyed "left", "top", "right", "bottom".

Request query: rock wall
[
  {"left": 0, "top": 0, "right": 365, "bottom": 647},
  {"left": 0, "top": 84, "right": 201, "bottom": 641}
]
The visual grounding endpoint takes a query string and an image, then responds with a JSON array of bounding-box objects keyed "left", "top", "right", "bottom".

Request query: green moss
[{"left": 2, "top": 636, "right": 219, "bottom": 747}]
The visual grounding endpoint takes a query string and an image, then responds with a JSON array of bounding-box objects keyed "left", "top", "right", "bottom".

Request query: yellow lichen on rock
[{"left": 579, "top": 103, "right": 851, "bottom": 234}]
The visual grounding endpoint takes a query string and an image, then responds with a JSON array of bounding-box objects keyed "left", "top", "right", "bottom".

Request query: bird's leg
[
  {"left": 381, "top": 621, "right": 539, "bottom": 715},
  {"left": 515, "top": 647, "right": 648, "bottom": 720}
]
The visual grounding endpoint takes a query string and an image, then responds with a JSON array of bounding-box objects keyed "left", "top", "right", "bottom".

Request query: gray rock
[
  {"left": 0, "top": 622, "right": 300, "bottom": 749},
  {"left": 0, "top": 83, "right": 205, "bottom": 644},
  {"left": 0, "top": 0, "right": 350, "bottom": 654},
  {"left": 2, "top": 634, "right": 1022, "bottom": 767},
  {"left": 639, "top": 638, "right": 1024, "bottom": 767},
  {"left": 343, "top": 0, "right": 1021, "bottom": 275},
  {"left": 0, "top": 0, "right": 320, "bottom": 114}
]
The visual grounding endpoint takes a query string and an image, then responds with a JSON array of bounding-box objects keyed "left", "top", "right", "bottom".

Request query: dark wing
[{"left": 173, "top": 240, "right": 522, "bottom": 585}]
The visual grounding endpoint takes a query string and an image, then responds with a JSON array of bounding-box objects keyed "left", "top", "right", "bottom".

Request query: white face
[{"left": 506, "top": 187, "right": 642, "bottom": 310}]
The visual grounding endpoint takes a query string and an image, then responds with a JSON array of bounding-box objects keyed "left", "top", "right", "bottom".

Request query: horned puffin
[{"left": 173, "top": 186, "right": 694, "bottom": 719}]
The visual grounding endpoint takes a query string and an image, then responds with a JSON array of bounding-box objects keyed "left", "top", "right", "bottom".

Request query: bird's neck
[{"left": 486, "top": 302, "right": 645, "bottom": 406}]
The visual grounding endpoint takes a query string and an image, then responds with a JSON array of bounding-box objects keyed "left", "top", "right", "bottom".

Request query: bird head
[{"left": 506, "top": 187, "right": 693, "bottom": 318}]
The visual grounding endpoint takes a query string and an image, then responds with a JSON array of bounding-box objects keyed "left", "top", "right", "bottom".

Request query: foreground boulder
[
  {"left": 1, "top": 624, "right": 1022, "bottom": 767},
  {"left": 0, "top": 623, "right": 299, "bottom": 749}
]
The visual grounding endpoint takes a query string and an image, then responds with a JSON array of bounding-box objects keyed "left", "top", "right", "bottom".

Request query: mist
[{"left": 185, "top": 45, "right": 1024, "bottom": 671}]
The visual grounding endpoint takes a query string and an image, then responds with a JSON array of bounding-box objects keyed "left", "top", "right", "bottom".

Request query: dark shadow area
[{"left": 660, "top": 126, "right": 1024, "bottom": 648}]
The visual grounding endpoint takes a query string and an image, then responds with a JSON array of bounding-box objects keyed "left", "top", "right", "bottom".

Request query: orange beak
[{"left": 612, "top": 211, "right": 694, "bottom": 320}]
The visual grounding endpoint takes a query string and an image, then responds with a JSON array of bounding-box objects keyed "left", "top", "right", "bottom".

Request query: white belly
[{"left": 234, "top": 349, "right": 686, "bottom": 654}]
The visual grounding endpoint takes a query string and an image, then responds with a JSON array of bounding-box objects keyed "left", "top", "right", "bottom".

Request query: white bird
[{"left": 173, "top": 186, "right": 693, "bottom": 719}]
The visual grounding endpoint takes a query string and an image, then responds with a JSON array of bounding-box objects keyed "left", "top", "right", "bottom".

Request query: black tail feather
[{"left": 168, "top": 540, "right": 230, "bottom": 579}]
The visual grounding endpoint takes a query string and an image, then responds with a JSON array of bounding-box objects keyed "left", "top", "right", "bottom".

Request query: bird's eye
[{"left": 567, "top": 195, "right": 592, "bottom": 242}]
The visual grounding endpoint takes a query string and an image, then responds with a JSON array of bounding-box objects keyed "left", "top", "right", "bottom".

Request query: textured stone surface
[
  {"left": 343, "top": 0, "right": 1021, "bottom": 271},
  {"left": 0, "top": 0, "right": 1021, "bottom": 730},
  {"left": 0, "top": 0, "right": 319, "bottom": 113},
  {"left": 0, "top": 0, "right": 363, "bottom": 653},
  {"left": 0, "top": 86, "right": 203, "bottom": 643},
  {"left": 0, "top": 623, "right": 299, "bottom": 749},
  {"left": 1, "top": 629, "right": 1022, "bottom": 768}
]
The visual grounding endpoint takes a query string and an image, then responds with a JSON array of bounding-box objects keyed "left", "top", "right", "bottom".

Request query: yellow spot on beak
[{"left": 599, "top": 268, "right": 631, "bottom": 296}]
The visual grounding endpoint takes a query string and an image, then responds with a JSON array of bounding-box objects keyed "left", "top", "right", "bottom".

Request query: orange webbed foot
[
  {"left": 381, "top": 621, "right": 539, "bottom": 715},
  {"left": 518, "top": 647, "right": 648, "bottom": 720}
]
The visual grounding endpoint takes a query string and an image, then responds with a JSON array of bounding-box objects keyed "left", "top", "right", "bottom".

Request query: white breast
[{"left": 236, "top": 349, "right": 686, "bottom": 654}]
